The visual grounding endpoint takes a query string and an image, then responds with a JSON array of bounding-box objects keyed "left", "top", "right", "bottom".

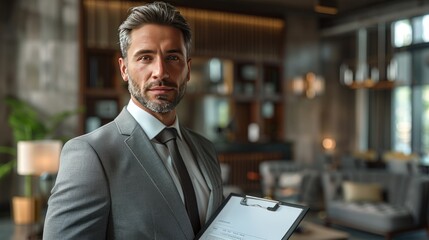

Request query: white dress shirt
[{"left": 127, "top": 100, "right": 210, "bottom": 225}]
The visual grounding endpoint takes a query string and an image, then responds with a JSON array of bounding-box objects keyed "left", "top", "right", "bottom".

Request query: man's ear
[{"left": 118, "top": 57, "right": 128, "bottom": 82}]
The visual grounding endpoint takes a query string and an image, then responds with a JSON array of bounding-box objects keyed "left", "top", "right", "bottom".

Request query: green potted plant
[{"left": 0, "top": 96, "right": 81, "bottom": 224}]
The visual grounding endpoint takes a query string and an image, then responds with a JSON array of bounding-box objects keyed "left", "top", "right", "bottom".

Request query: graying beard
[
  {"left": 128, "top": 83, "right": 175, "bottom": 113},
  {"left": 127, "top": 75, "right": 186, "bottom": 113},
  {"left": 143, "top": 96, "right": 175, "bottom": 113}
]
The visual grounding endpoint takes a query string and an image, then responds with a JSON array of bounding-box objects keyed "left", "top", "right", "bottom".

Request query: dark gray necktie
[{"left": 155, "top": 128, "right": 201, "bottom": 234}]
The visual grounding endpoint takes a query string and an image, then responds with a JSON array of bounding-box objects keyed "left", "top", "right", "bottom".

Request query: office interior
[{"left": 1, "top": 0, "right": 429, "bottom": 239}]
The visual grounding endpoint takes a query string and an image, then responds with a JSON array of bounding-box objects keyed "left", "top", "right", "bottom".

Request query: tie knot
[{"left": 155, "top": 128, "right": 178, "bottom": 144}]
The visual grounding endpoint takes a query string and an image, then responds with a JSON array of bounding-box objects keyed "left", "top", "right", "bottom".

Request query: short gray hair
[{"left": 118, "top": 1, "right": 192, "bottom": 59}]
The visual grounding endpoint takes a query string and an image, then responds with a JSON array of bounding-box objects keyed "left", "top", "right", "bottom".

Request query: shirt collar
[{"left": 126, "top": 99, "right": 183, "bottom": 140}]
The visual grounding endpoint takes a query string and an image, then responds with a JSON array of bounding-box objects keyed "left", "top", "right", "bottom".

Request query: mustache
[{"left": 145, "top": 80, "right": 177, "bottom": 89}]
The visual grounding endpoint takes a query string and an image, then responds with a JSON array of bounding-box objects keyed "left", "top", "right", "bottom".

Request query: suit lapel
[
  {"left": 180, "top": 126, "right": 222, "bottom": 221},
  {"left": 114, "top": 109, "right": 194, "bottom": 238}
]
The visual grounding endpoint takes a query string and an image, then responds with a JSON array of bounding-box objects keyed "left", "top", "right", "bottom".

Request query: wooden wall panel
[{"left": 84, "top": 1, "right": 285, "bottom": 61}]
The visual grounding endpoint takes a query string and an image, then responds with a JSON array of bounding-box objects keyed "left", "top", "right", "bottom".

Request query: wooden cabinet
[
  {"left": 79, "top": 0, "right": 131, "bottom": 133},
  {"left": 233, "top": 62, "right": 284, "bottom": 142},
  {"left": 183, "top": 59, "right": 284, "bottom": 143},
  {"left": 80, "top": 47, "right": 128, "bottom": 133},
  {"left": 216, "top": 142, "right": 293, "bottom": 194}
]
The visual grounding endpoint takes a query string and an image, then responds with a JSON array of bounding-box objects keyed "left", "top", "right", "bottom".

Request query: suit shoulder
[{"left": 69, "top": 121, "right": 120, "bottom": 144}]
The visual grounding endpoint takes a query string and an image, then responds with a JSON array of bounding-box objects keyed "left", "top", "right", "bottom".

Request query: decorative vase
[{"left": 12, "top": 196, "right": 41, "bottom": 224}]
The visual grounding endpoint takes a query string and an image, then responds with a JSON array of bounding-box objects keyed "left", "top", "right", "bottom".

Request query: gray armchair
[
  {"left": 259, "top": 160, "right": 324, "bottom": 210},
  {"left": 322, "top": 170, "right": 429, "bottom": 240}
]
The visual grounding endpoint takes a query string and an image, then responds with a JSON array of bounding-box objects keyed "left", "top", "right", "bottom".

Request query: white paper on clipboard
[{"left": 196, "top": 193, "right": 308, "bottom": 240}]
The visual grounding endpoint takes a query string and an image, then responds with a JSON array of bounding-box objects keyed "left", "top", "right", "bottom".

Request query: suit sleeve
[{"left": 43, "top": 139, "right": 110, "bottom": 240}]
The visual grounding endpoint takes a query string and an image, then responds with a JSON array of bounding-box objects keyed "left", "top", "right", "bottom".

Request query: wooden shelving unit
[
  {"left": 79, "top": 0, "right": 286, "bottom": 143},
  {"left": 78, "top": 1, "right": 131, "bottom": 133}
]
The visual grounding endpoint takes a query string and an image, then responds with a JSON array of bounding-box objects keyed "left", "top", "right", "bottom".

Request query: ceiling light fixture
[{"left": 340, "top": 24, "right": 397, "bottom": 89}]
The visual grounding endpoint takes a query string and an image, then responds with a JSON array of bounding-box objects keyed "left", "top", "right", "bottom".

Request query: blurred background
[{"left": 1, "top": 0, "right": 429, "bottom": 239}]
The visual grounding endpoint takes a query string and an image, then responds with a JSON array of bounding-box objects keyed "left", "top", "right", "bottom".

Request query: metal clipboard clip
[{"left": 240, "top": 195, "right": 280, "bottom": 211}]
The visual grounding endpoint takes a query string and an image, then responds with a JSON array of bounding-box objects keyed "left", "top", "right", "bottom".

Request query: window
[
  {"left": 393, "top": 86, "right": 412, "bottom": 154},
  {"left": 423, "top": 15, "right": 429, "bottom": 42},
  {"left": 421, "top": 87, "right": 429, "bottom": 153},
  {"left": 388, "top": 52, "right": 412, "bottom": 83},
  {"left": 412, "top": 14, "right": 429, "bottom": 43},
  {"left": 392, "top": 19, "right": 412, "bottom": 47},
  {"left": 390, "top": 15, "right": 429, "bottom": 163}
]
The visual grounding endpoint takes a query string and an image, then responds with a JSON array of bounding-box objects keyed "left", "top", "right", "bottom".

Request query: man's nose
[{"left": 152, "top": 58, "right": 169, "bottom": 80}]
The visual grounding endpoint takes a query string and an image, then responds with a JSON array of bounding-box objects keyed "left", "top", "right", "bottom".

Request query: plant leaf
[
  {"left": 0, "top": 146, "right": 16, "bottom": 156},
  {"left": 0, "top": 159, "right": 16, "bottom": 179}
]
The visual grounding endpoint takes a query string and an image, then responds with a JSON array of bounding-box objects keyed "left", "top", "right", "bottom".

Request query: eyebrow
[
  {"left": 132, "top": 49, "right": 154, "bottom": 59},
  {"left": 132, "top": 48, "right": 185, "bottom": 59},
  {"left": 166, "top": 49, "right": 184, "bottom": 55}
]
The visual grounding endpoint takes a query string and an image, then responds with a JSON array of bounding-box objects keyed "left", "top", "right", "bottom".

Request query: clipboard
[{"left": 195, "top": 193, "right": 309, "bottom": 240}]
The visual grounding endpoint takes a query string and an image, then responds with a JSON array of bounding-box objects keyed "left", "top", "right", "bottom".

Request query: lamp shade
[{"left": 17, "top": 140, "right": 62, "bottom": 175}]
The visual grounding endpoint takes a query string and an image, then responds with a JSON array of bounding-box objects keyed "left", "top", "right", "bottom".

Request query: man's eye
[
  {"left": 166, "top": 55, "right": 179, "bottom": 61},
  {"left": 138, "top": 56, "right": 152, "bottom": 62}
]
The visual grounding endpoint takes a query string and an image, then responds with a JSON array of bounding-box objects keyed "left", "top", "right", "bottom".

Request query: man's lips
[
  {"left": 148, "top": 86, "right": 176, "bottom": 94},
  {"left": 145, "top": 80, "right": 177, "bottom": 95},
  {"left": 147, "top": 79, "right": 176, "bottom": 88}
]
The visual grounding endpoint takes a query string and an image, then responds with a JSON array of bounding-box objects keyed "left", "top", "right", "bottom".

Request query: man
[{"left": 43, "top": 2, "right": 224, "bottom": 239}]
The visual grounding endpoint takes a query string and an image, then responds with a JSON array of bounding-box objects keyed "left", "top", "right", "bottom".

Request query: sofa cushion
[
  {"left": 324, "top": 170, "right": 412, "bottom": 204},
  {"left": 327, "top": 201, "right": 415, "bottom": 232},
  {"left": 342, "top": 181, "right": 383, "bottom": 202}
]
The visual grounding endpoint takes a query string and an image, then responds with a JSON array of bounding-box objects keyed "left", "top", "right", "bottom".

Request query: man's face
[{"left": 119, "top": 24, "right": 191, "bottom": 113}]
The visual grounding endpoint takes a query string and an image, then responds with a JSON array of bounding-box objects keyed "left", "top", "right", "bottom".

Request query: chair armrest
[
  {"left": 404, "top": 176, "right": 429, "bottom": 224},
  {"left": 321, "top": 172, "right": 341, "bottom": 204}
]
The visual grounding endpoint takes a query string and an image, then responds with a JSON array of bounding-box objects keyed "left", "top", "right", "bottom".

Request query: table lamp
[
  {"left": 17, "top": 140, "right": 61, "bottom": 175},
  {"left": 13, "top": 140, "right": 62, "bottom": 225}
]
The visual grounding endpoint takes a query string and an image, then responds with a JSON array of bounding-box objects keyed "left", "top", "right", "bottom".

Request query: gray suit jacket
[{"left": 43, "top": 108, "right": 224, "bottom": 240}]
